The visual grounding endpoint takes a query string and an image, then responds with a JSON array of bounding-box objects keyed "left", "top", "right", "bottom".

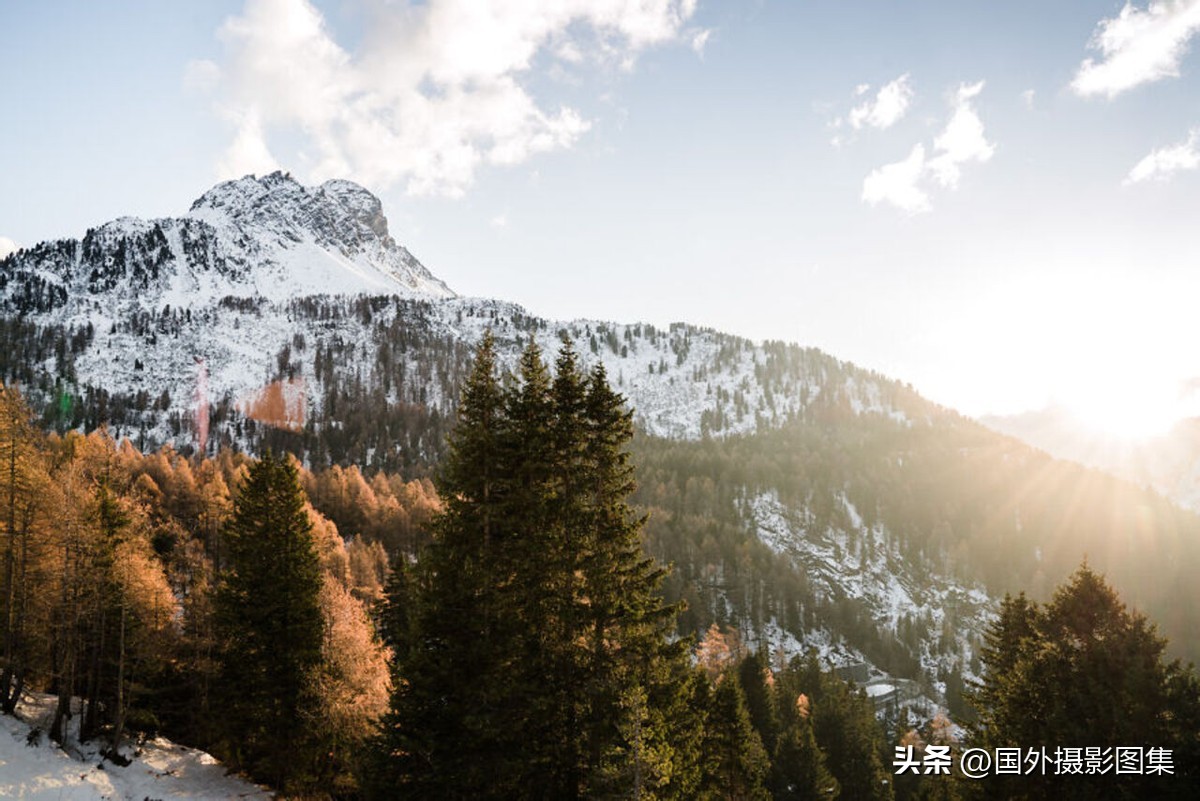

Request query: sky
[{"left": 4, "top": 0, "right": 1200, "bottom": 436}]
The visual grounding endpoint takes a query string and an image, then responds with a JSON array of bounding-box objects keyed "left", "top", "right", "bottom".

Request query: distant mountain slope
[
  {"left": 983, "top": 406, "right": 1200, "bottom": 511},
  {"left": 630, "top": 407, "right": 1200, "bottom": 710}
]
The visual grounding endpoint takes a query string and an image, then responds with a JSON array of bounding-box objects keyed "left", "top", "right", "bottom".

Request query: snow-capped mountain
[
  {"left": 185, "top": 173, "right": 454, "bottom": 300},
  {"left": 0, "top": 172, "right": 924, "bottom": 459},
  {"left": 1, "top": 171, "right": 452, "bottom": 321}
]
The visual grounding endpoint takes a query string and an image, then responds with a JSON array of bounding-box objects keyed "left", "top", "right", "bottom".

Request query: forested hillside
[
  {"left": 6, "top": 348, "right": 1197, "bottom": 798},
  {"left": 5, "top": 293, "right": 1200, "bottom": 685},
  {"left": 0, "top": 355, "right": 908, "bottom": 799}
]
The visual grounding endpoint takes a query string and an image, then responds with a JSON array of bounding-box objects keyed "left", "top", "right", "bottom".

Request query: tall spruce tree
[
  {"left": 214, "top": 452, "right": 323, "bottom": 792},
  {"left": 370, "top": 331, "right": 521, "bottom": 798},
  {"left": 739, "top": 650, "right": 781, "bottom": 756},
  {"left": 570, "top": 357, "right": 700, "bottom": 799},
  {"left": 372, "top": 334, "right": 699, "bottom": 799},
  {"left": 965, "top": 590, "right": 1038, "bottom": 777},
  {"left": 771, "top": 711, "right": 839, "bottom": 800},
  {"left": 810, "top": 670, "right": 893, "bottom": 801}
]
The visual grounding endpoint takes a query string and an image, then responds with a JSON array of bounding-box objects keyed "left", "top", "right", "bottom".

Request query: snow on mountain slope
[
  {"left": 38, "top": 290, "right": 921, "bottom": 453},
  {"left": 185, "top": 172, "right": 453, "bottom": 301},
  {"left": 0, "top": 173, "right": 931, "bottom": 454},
  {"left": 748, "top": 490, "right": 994, "bottom": 698}
]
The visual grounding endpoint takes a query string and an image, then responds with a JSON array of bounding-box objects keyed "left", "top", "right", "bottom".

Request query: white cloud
[
  {"left": 490, "top": 213, "right": 509, "bottom": 229},
  {"left": 0, "top": 237, "right": 18, "bottom": 259},
  {"left": 691, "top": 29, "right": 712, "bottom": 55},
  {"left": 1021, "top": 88, "right": 1036, "bottom": 109},
  {"left": 862, "top": 81, "right": 994, "bottom": 213},
  {"left": 862, "top": 144, "right": 930, "bottom": 213},
  {"left": 848, "top": 74, "right": 913, "bottom": 130},
  {"left": 1125, "top": 129, "right": 1200, "bottom": 182},
  {"left": 927, "top": 81, "right": 994, "bottom": 188},
  {"left": 202, "top": 0, "right": 700, "bottom": 195},
  {"left": 1072, "top": 0, "right": 1200, "bottom": 98},
  {"left": 218, "top": 110, "right": 281, "bottom": 180}
]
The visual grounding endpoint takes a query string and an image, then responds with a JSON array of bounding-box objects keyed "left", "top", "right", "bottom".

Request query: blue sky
[{"left": 4, "top": 1, "right": 1200, "bottom": 434}]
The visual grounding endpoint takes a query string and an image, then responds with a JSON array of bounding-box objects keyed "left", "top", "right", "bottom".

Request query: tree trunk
[
  {"left": 1, "top": 421, "right": 17, "bottom": 713},
  {"left": 108, "top": 600, "right": 127, "bottom": 759},
  {"left": 82, "top": 603, "right": 105, "bottom": 742},
  {"left": 51, "top": 540, "right": 78, "bottom": 747},
  {"left": 2, "top": 498, "right": 33, "bottom": 716}
]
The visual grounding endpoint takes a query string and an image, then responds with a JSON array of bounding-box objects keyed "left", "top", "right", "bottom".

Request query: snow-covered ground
[{"left": 0, "top": 694, "right": 269, "bottom": 800}]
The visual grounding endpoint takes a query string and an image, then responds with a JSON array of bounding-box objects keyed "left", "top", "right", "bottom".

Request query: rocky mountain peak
[
  {"left": 187, "top": 171, "right": 400, "bottom": 258},
  {"left": 0, "top": 173, "right": 454, "bottom": 314}
]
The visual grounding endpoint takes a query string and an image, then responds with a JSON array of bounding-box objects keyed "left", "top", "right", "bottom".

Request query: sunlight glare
[{"left": 1062, "top": 381, "right": 1190, "bottom": 442}]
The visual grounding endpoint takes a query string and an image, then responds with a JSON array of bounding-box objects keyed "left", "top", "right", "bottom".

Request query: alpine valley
[{"left": 4, "top": 171, "right": 1200, "bottom": 720}]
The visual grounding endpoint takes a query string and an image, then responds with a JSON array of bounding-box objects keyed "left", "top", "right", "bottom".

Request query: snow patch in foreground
[{"left": 0, "top": 693, "right": 270, "bottom": 800}]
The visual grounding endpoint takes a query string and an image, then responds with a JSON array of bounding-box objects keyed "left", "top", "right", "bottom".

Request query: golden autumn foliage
[
  {"left": 308, "top": 579, "right": 391, "bottom": 763},
  {"left": 696, "top": 623, "right": 746, "bottom": 680},
  {"left": 0, "top": 383, "right": 440, "bottom": 788}
]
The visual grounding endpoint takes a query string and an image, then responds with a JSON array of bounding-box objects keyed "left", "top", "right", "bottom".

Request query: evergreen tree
[
  {"left": 700, "top": 671, "right": 771, "bottom": 801},
  {"left": 373, "top": 334, "right": 699, "bottom": 799},
  {"left": 964, "top": 589, "right": 1038, "bottom": 797},
  {"left": 968, "top": 564, "right": 1200, "bottom": 800},
  {"left": 807, "top": 660, "right": 893, "bottom": 801},
  {"left": 573, "top": 359, "right": 699, "bottom": 798},
  {"left": 502, "top": 339, "right": 565, "bottom": 792},
  {"left": 370, "top": 331, "right": 522, "bottom": 798},
  {"left": 771, "top": 661, "right": 838, "bottom": 800},
  {"left": 377, "top": 551, "right": 415, "bottom": 661},
  {"left": 213, "top": 452, "right": 323, "bottom": 792},
  {"left": 739, "top": 649, "right": 781, "bottom": 755},
  {"left": 772, "top": 711, "right": 839, "bottom": 801}
]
